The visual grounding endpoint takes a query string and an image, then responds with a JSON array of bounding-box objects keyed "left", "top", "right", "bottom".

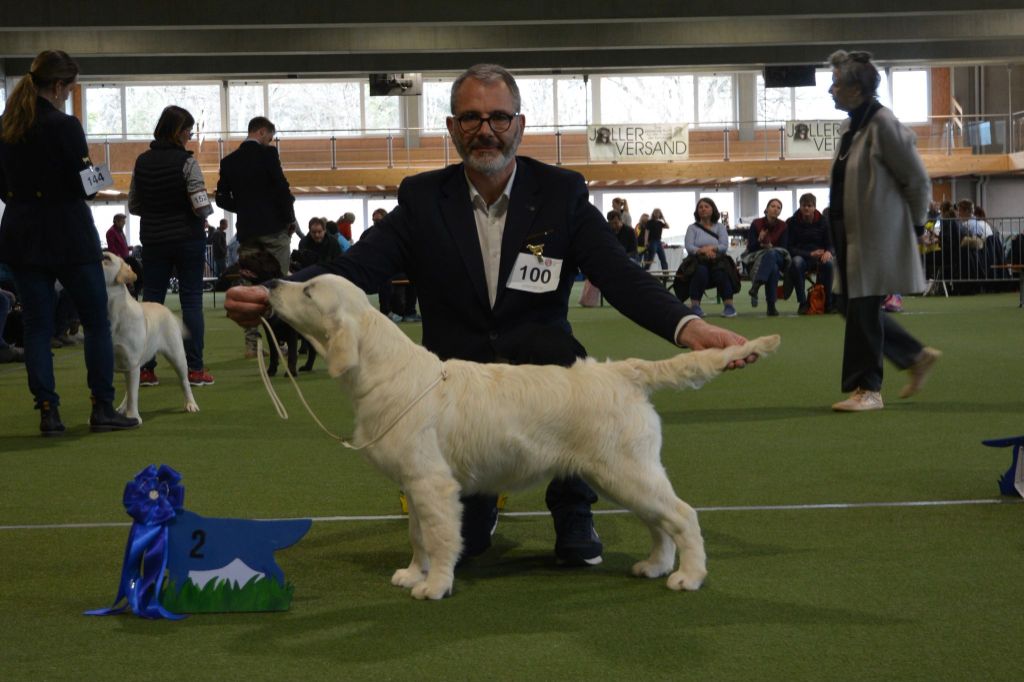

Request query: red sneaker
[
  {"left": 139, "top": 369, "right": 159, "bottom": 386},
  {"left": 187, "top": 369, "right": 215, "bottom": 386}
]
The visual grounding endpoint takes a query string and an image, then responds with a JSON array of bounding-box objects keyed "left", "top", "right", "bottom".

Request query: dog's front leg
[
  {"left": 391, "top": 494, "right": 429, "bottom": 589},
  {"left": 399, "top": 474, "right": 462, "bottom": 600}
]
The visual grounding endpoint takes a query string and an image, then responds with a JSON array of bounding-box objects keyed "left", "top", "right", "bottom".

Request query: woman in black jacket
[
  {"left": 0, "top": 50, "right": 138, "bottom": 435},
  {"left": 128, "top": 105, "right": 214, "bottom": 386}
]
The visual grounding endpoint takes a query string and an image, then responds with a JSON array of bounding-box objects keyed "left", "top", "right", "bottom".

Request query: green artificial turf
[{"left": 1, "top": 287, "right": 1022, "bottom": 681}]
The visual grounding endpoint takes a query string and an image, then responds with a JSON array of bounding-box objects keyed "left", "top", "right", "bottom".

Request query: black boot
[
  {"left": 89, "top": 398, "right": 139, "bottom": 432},
  {"left": 39, "top": 401, "right": 66, "bottom": 437}
]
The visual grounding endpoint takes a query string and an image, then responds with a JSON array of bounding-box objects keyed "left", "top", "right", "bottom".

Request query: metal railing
[{"left": 86, "top": 114, "right": 1016, "bottom": 175}]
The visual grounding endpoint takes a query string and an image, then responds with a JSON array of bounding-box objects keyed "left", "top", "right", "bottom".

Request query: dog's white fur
[
  {"left": 268, "top": 274, "right": 780, "bottom": 600},
  {"left": 101, "top": 252, "right": 199, "bottom": 423}
]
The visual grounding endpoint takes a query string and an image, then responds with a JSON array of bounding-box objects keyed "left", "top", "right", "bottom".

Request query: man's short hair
[
  {"left": 113, "top": 213, "right": 126, "bottom": 222},
  {"left": 607, "top": 210, "right": 621, "bottom": 222},
  {"left": 308, "top": 216, "right": 325, "bottom": 228},
  {"left": 799, "top": 193, "right": 817, "bottom": 207},
  {"left": 219, "top": 218, "right": 228, "bottom": 227},
  {"left": 247, "top": 116, "right": 276, "bottom": 135},
  {"left": 956, "top": 199, "right": 974, "bottom": 214},
  {"left": 450, "top": 63, "right": 521, "bottom": 114},
  {"left": 342, "top": 212, "right": 356, "bottom": 222}
]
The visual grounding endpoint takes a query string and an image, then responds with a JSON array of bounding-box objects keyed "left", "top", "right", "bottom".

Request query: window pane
[
  {"left": 794, "top": 71, "right": 845, "bottom": 121},
  {"left": 362, "top": 83, "right": 401, "bottom": 133},
  {"left": 755, "top": 190, "right": 793, "bottom": 223},
  {"left": 85, "top": 85, "right": 122, "bottom": 136},
  {"left": 228, "top": 83, "right": 264, "bottom": 135},
  {"left": 756, "top": 75, "right": 791, "bottom": 124},
  {"left": 794, "top": 186, "right": 830, "bottom": 212},
  {"left": 892, "top": 70, "right": 928, "bottom": 122},
  {"left": 0, "top": 85, "right": 5, "bottom": 115},
  {"left": 422, "top": 80, "right": 453, "bottom": 133},
  {"left": 518, "top": 77, "right": 554, "bottom": 128},
  {"left": 601, "top": 75, "right": 694, "bottom": 124},
  {"left": 698, "top": 75, "right": 733, "bottom": 125},
  {"left": 557, "top": 77, "right": 590, "bottom": 130},
  {"left": 268, "top": 82, "right": 360, "bottom": 136},
  {"left": 124, "top": 84, "right": 221, "bottom": 140}
]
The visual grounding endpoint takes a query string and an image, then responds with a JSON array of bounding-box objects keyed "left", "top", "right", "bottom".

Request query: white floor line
[{"left": 0, "top": 497, "right": 1017, "bottom": 532}]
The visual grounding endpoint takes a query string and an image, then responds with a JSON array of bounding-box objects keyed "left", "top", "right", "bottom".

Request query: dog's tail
[{"left": 616, "top": 334, "right": 780, "bottom": 393}]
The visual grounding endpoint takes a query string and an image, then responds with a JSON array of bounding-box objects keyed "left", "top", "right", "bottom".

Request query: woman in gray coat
[{"left": 827, "top": 50, "right": 941, "bottom": 412}]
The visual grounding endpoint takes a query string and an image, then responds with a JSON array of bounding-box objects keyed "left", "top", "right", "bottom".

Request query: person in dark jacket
[
  {"left": 0, "top": 50, "right": 138, "bottom": 435},
  {"left": 786, "top": 193, "right": 835, "bottom": 314},
  {"left": 128, "top": 105, "right": 214, "bottom": 387},
  {"left": 215, "top": 116, "right": 296, "bottom": 358},
  {"left": 296, "top": 216, "right": 342, "bottom": 267},
  {"left": 608, "top": 209, "right": 639, "bottom": 262}
]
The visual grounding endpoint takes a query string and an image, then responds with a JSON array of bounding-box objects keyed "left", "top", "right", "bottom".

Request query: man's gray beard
[{"left": 454, "top": 128, "right": 522, "bottom": 175}]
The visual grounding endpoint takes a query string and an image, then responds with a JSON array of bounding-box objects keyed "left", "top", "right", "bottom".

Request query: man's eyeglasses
[{"left": 453, "top": 111, "right": 519, "bottom": 134}]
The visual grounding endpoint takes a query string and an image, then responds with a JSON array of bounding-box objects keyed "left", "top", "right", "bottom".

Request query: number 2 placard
[{"left": 507, "top": 252, "right": 562, "bottom": 294}]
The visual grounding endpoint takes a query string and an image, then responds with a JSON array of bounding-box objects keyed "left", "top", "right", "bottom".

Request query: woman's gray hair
[
  {"left": 828, "top": 50, "right": 881, "bottom": 99},
  {"left": 450, "top": 64, "right": 522, "bottom": 114}
]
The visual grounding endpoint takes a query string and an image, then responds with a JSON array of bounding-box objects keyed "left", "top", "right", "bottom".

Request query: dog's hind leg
[
  {"left": 588, "top": 460, "right": 707, "bottom": 591},
  {"left": 160, "top": 344, "right": 199, "bottom": 414},
  {"left": 398, "top": 472, "right": 463, "bottom": 600},
  {"left": 121, "top": 368, "right": 142, "bottom": 423}
]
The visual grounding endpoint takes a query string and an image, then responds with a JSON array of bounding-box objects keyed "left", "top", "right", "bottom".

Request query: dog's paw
[
  {"left": 410, "top": 579, "right": 452, "bottom": 601},
  {"left": 666, "top": 567, "right": 707, "bottom": 591},
  {"left": 748, "top": 334, "right": 781, "bottom": 358},
  {"left": 631, "top": 559, "right": 672, "bottom": 579},
  {"left": 184, "top": 401, "right": 200, "bottom": 414},
  {"left": 391, "top": 567, "right": 425, "bottom": 588}
]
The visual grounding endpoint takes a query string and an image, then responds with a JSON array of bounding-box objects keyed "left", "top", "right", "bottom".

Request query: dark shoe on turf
[
  {"left": 89, "top": 399, "right": 139, "bottom": 432},
  {"left": 459, "top": 497, "right": 499, "bottom": 563},
  {"left": 767, "top": 303, "right": 779, "bottom": 317},
  {"left": 39, "top": 401, "right": 66, "bottom": 437},
  {"left": 797, "top": 301, "right": 810, "bottom": 315},
  {"left": 0, "top": 345, "right": 24, "bottom": 363},
  {"left": 553, "top": 509, "right": 603, "bottom": 566}
]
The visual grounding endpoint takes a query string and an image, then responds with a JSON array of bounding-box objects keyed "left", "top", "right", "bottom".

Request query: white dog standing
[
  {"left": 266, "top": 274, "right": 780, "bottom": 600},
  {"left": 101, "top": 251, "right": 199, "bottom": 423}
]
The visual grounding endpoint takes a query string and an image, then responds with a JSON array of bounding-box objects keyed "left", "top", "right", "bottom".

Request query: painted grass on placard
[{"left": 160, "top": 576, "right": 294, "bottom": 613}]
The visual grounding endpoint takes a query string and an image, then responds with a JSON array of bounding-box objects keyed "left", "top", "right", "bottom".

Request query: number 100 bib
[{"left": 506, "top": 252, "right": 562, "bottom": 294}]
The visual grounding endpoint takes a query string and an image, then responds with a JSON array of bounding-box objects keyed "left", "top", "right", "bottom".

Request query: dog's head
[
  {"left": 101, "top": 251, "right": 136, "bottom": 287},
  {"left": 266, "top": 275, "right": 373, "bottom": 378},
  {"left": 239, "top": 250, "right": 285, "bottom": 284}
]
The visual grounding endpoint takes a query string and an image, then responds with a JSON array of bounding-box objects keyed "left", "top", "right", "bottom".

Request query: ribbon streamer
[{"left": 85, "top": 464, "right": 187, "bottom": 620}]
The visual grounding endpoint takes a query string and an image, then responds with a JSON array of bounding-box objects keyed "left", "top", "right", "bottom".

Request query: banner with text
[
  {"left": 785, "top": 120, "right": 843, "bottom": 158},
  {"left": 587, "top": 124, "right": 689, "bottom": 162}
]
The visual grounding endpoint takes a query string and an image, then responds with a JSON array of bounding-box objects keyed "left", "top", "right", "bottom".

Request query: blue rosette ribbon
[{"left": 85, "top": 464, "right": 187, "bottom": 620}]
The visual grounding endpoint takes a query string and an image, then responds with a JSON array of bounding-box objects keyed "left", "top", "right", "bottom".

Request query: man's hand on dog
[
  {"left": 225, "top": 285, "right": 271, "bottom": 327},
  {"left": 677, "top": 319, "right": 757, "bottom": 369}
]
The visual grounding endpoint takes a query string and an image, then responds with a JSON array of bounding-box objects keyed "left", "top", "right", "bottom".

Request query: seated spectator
[
  {"left": 337, "top": 212, "right": 355, "bottom": 243},
  {"left": 741, "top": 198, "right": 791, "bottom": 317},
  {"left": 296, "top": 216, "right": 342, "bottom": 268},
  {"left": 675, "top": 197, "right": 740, "bottom": 318},
  {"left": 0, "top": 287, "right": 25, "bottom": 363},
  {"left": 608, "top": 209, "right": 639, "bottom": 262},
  {"left": 786, "top": 193, "right": 835, "bottom": 314},
  {"left": 955, "top": 199, "right": 986, "bottom": 281},
  {"left": 105, "top": 213, "right": 143, "bottom": 298},
  {"left": 937, "top": 200, "right": 963, "bottom": 279},
  {"left": 326, "top": 219, "right": 351, "bottom": 252}
]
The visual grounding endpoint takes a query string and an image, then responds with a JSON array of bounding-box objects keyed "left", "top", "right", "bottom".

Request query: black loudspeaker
[{"left": 763, "top": 65, "right": 817, "bottom": 88}]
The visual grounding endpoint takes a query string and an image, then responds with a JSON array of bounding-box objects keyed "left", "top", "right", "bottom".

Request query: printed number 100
[{"left": 518, "top": 266, "right": 552, "bottom": 284}]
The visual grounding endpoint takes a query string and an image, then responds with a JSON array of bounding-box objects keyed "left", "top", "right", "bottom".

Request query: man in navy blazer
[
  {"left": 226, "top": 64, "right": 754, "bottom": 566},
  {"left": 216, "top": 116, "right": 297, "bottom": 356}
]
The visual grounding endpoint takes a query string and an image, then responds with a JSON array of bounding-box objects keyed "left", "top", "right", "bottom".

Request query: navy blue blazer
[
  {"left": 300, "top": 157, "right": 693, "bottom": 362},
  {"left": 0, "top": 98, "right": 101, "bottom": 268},
  {"left": 215, "top": 140, "right": 296, "bottom": 240}
]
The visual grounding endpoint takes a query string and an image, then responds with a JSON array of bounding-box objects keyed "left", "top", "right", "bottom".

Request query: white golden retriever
[
  {"left": 267, "top": 274, "right": 779, "bottom": 600},
  {"left": 101, "top": 252, "right": 199, "bottom": 423}
]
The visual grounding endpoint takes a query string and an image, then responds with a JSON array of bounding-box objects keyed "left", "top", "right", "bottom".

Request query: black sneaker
[
  {"left": 553, "top": 510, "right": 603, "bottom": 566},
  {"left": 459, "top": 496, "right": 499, "bottom": 563},
  {"left": 39, "top": 401, "right": 66, "bottom": 437},
  {"left": 89, "top": 399, "right": 140, "bottom": 432}
]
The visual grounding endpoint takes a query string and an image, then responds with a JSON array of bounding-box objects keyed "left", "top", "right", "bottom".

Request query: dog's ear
[
  {"left": 116, "top": 261, "right": 137, "bottom": 285},
  {"left": 324, "top": 314, "right": 358, "bottom": 378}
]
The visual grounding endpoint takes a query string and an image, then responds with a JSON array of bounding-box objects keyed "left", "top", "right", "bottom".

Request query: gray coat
[{"left": 832, "top": 105, "right": 930, "bottom": 297}]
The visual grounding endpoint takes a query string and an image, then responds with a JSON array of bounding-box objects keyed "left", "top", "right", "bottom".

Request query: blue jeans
[
  {"left": 142, "top": 238, "right": 207, "bottom": 371},
  {"left": 753, "top": 250, "right": 786, "bottom": 303},
  {"left": 688, "top": 263, "right": 734, "bottom": 302},
  {"left": 645, "top": 239, "right": 668, "bottom": 270},
  {"left": 790, "top": 255, "right": 835, "bottom": 306},
  {"left": 12, "top": 262, "right": 114, "bottom": 408}
]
